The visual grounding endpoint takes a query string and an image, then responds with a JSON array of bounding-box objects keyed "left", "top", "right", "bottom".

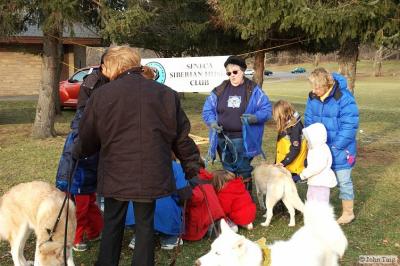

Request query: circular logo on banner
[{"left": 145, "top": 61, "right": 166, "bottom": 84}]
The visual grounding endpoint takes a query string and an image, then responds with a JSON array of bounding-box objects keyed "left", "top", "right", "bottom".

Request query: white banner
[{"left": 141, "top": 56, "right": 229, "bottom": 92}]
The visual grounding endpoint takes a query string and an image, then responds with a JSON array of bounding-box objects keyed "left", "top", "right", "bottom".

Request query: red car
[{"left": 59, "top": 66, "right": 99, "bottom": 108}]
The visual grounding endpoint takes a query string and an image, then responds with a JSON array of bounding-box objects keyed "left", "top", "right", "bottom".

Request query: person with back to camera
[
  {"left": 273, "top": 100, "right": 307, "bottom": 177},
  {"left": 202, "top": 55, "right": 272, "bottom": 195},
  {"left": 126, "top": 152, "right": 191, "bottom": 250},
  {"left": 55, "top": 51, "right": 109, "bottom": 252},
  {"left": 76, "top": 46, "right": 201, "bottom": 266},
  {"left": 305, "top": 67, "right": 359, "bottom": 224}
]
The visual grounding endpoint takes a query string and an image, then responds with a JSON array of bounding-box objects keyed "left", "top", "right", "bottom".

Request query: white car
[{"left": 244, "top": 69, "right": 254, "bottom": 76}]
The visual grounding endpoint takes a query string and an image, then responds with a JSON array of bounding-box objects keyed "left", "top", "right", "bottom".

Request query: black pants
[{"left": 95, "top": 198, "right": 155, "bottom": 266}]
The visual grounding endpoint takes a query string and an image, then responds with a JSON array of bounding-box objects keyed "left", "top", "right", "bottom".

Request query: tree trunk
[
  {"left": 337, "top": 59, "right": 348, "bottom": 76},
  {"left": 373, "top": 46, "right": 383, "bottom": 77},
  {"left": 346, "top": 43, "right": 359, "bottom": 94},
  {"left": 338, "top": 40, "right": 359, "bottom": 94},
  {"left": 314, "top": 53, "right": 321, "bottom": 67},
  {"left": 55, "top": 43, "right": 64, "bottom": 115},
  {"left": 253, "top": 51, "right": 265, "bottom": 87},
  {"left": 32, "top": 31, "right": 62, "bottom": 138}
]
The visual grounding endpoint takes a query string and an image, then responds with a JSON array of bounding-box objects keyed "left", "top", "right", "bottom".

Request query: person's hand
[
  {"left": 210, "top": 122, "right": 223, "bottom": 133},
  {"left": 177, "top": 185, "right": 192, "bottom": 201},
  {"left": 275, "top": 162, "right": 284, "bottom": 167},
  {"left": 188, "top": 176, "right": 203, "bottom": 188},
  {"left": 292, "top": 174, "right": 301, "bottom": 183},
  {"left": 241, "top": 114, "right": 257, "bottom": 124}
]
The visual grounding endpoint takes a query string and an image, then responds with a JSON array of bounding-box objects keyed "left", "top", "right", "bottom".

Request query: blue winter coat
[
  {"left": 202, "top": 78, "right": 272, "bottom": 161},
  {"left": 304, "top": 73, "right": 359, "bottom": 170},
  {"left": 55, "top": 130, "right": 98, "bottom": 194},
  {"left": 125, "top": 161, "right": 188, "bottom": 235}
]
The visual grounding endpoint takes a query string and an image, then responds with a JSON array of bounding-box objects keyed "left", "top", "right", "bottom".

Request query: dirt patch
[{"left": 357, "top": 145, "right": 398, "bottom": 166}]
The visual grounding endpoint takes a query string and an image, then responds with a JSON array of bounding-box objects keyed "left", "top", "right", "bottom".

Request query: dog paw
[
  {"left": 260, "top": 222, "right": 269, "bottom": 227},
  {"left": 288, "top": 222, "right": 295, "bottom": 227}
]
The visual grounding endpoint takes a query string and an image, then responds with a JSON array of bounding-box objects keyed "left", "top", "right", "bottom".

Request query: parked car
[
  {"left": 244, "top": 69, "right": 255, "bottom": 76},
  {"left": 264, "top": 70, "right": 273, "bottom": 76},
  {"left": 59, "top": 66, "right": 99, "bottom": 108},
  {"left": 291, "top": 67, "right": 306, "bottom": 74}
]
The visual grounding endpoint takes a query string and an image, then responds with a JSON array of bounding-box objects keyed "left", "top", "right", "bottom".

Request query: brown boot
[{"left": 337, "top": 200, "right": 355, "bottom": 224}]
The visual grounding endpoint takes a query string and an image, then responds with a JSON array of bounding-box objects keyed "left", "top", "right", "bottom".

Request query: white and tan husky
[
  {"left": 0, "top": 181, "right": 76, "bottom": 266},
  {"left": 253, "top": 163, "right": 304, "bottom": 227},
  {"left": 196, "top": 201, "right": 348, "bottom": 266}
]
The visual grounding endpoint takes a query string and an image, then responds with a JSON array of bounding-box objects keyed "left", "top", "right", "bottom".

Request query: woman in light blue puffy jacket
[{"left": 305, "top": 67, "right": 359, "bottom": 224}]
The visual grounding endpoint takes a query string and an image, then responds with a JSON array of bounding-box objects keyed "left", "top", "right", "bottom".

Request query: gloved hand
[
  {"left": 241, "top": 114, "right": 258, "bottom": 124},
  {"left": 210, "top": 122, "right": 223, "bottom": 133},
  {"left": 292, "top": 174, "right": 301, "bottom": 183},
  {"left": 177, "top": 185, "right": 192, "bottom": 201},
  {"left": 188, "top": 176, "right": 204, "bottom": 188}
]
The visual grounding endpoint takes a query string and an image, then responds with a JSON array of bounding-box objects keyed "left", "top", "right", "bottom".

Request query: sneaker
[
  {"left": 88, "top": 234, "right": 101, "bottom": 242},
  {"left": 128, "top": 236, "right": 136, "bottom": 250},
  {"left": 73, "top": 243, "right": 88, "bottom": 252},
  {"left": 244, "top": 223, "right": 253, "bottom": 230},
  {"left": 160, "top": 236, "right": 183, "bottom": 250}
]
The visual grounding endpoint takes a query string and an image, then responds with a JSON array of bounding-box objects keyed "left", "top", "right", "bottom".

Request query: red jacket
[
  {"left": 217, "top": 178, "right": 256, "bottom": 226},
  {"left": 183, "top": 169, "right": 225, "bottom": 241}
]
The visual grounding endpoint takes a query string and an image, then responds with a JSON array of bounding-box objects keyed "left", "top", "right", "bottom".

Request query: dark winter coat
[{"left": 78, "top": 69, "right": 200, "bottom": 200}]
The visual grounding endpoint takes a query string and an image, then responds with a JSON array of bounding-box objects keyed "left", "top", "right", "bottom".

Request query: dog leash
[
  {"left": 169, "top": 199, "right": 187, "bottom": 266},
  {"left": 44, "top": 158, "right": 78, "bottom": 266}
]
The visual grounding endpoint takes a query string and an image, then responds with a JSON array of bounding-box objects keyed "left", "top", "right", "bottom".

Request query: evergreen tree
[{"left": 0, "top": 0, "right": 148, "bottom": 138}]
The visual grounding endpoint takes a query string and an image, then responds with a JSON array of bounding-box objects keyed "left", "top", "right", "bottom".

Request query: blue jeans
[
  {"left": 217, "top": 137, "right": 253, "bottom": 179},
  {"left": 335, "top": 168, "right": 354, "bottom": 200}
]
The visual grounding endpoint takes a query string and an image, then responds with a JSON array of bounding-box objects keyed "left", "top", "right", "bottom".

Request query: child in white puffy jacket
[{"left": 292, "top": 123, "right": 337, "bottom": 203}]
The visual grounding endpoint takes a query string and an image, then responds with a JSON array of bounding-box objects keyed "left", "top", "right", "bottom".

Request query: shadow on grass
[{"left": 0, "top": 100, "right": 77, "bottom": 126}]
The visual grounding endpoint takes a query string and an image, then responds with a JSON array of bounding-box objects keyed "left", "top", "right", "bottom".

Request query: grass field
[{"left": 1, "top": 60, "right": 399, "bottom": 265}]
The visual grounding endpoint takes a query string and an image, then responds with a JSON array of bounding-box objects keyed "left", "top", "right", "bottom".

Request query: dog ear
[
  {"left": 233, "top": 236, "right": 247, "bottom": 255},
  {"left": 219, "top": 219, "right": 231, "bottom": 234}
]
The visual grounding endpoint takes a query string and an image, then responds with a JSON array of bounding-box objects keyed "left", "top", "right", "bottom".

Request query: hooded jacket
[
  {"left": 299, "top": 123, "right": 337, "bottom": 188},
  {"left": 202, "top": 78, "right": 272, "bottom": 160},
  {"left": 304, "top": 73, "right": 359, "bottom": 170},
  {"left": 183, "top": 169, "right": 225, "bottom": 241},
  {"left": 216, "top": 178, "right": 256, "bottom": 226}
]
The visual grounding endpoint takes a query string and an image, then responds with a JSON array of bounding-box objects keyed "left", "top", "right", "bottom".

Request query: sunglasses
[{"left": 226, "top": 70, "right": 239, "bottom": 76}]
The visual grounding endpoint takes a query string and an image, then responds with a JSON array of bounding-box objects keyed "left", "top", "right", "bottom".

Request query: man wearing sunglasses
[{"left": 202, "top": 55, "right": 272, "bottom": 194}]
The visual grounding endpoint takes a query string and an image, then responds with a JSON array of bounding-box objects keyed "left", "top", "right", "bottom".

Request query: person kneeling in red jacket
[{"left": 211, "top": 170, "right": 256, "bottom": 230}]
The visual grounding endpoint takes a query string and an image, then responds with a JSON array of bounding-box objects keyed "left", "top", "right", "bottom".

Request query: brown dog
[{"left": 0, "top": 181, "right": 76, "bottom": 266}]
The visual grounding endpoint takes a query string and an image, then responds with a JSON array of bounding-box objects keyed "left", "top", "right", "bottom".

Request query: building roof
[{"left": 0, "top": 24, "right": 102, "bottom": 46}]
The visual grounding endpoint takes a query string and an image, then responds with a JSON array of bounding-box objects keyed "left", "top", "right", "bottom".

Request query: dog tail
[
  {"left": 285, "top": 182, "right": 305, "bottom": 212},
  {"left": 304, "top": 201, "right": 348, "bottom": 257}
]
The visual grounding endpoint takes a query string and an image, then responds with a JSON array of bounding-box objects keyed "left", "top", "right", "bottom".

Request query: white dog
[
  {"left": 196, "top": 201, "right": 348, "bottom": 266},
  {"left": 253, "top": 163, "right": 304, "bottom": 227},
  {"left": 0, "top": 181, "right": 76, "bottom": 266}
]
